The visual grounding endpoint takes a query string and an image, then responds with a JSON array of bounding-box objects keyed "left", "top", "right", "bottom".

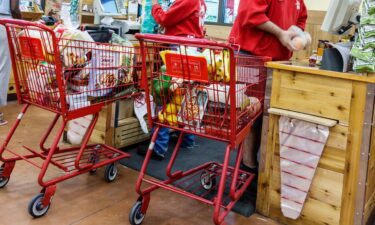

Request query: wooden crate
[
  {"left": 90, "top": 105, "right": 115, "bottom": 146},
  {"left": 115, "top": 117, "right": 150, "bottom": 148},
  {"left": 90, "top": 99, "right": 151, "bottom": 149},
  {"left": 257, "top": 62, "right": 375, "bottom": 225}
]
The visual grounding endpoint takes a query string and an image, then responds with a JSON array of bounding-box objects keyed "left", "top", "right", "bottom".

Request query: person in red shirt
[
  {"left": 229, "top": 0, "right": 308, "bottom": 172},
  {"left": 229, "top": 0, "right": 308, "bottom": 60},
  {"left": 151, "top": 0, "right": 206, "bottom": 38}
]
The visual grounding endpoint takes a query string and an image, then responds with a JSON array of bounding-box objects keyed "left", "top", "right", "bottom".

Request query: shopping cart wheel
[
  {"left": 129, "top": 201, "right": 145, "bottom": 225},
  {"left": 28, "top": 193, "right": 50, "bottom": 218},
  {"left": 0, "top": 166, "right": 10, "bottom": 188},
  {"left": 200, "top": 171, "right": 217, "bottom": 191},
  {"left": 0, "top": 176, "right": 9, "bottom": 188},
  {"left": 104, "top": 163, "right": 118, "bottom": 183}
]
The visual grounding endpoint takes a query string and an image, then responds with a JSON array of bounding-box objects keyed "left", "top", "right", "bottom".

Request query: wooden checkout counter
[{"left": 257, "top": 61, "right": 375, "bottom": 225}]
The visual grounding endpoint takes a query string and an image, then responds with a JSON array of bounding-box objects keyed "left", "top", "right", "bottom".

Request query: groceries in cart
[
  {"left": 131, "top": 34, "right": 268, "bottom": 225},
  {"left": 15, "top": 22, "right": 137, "bottom": 111},
  {"left": 26, "top": 62, "right": 60, "bottom": 106},
  {"left": 152, "top": 46, "right": 264, "bottom": 136},
  {"left": 0, "top": 19, "right": 133, "bottom": 219}
]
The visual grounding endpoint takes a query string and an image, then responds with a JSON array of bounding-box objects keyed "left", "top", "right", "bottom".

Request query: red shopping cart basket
[
  {"left": 0, "top": 19, "right": 140, "bottom": 217},
  {"left": 129, "top": 34, "right": 270, "bottom": 225}
]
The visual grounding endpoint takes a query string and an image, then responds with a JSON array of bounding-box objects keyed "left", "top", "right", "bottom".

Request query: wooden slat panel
[
  {"left": 117, "top": 117, "right": 143, "bottom": 127},
  {"left": 269, "top": 152, "right": 343, "bottom": 225},
  {"left": 340, "top": 82, "right": 368, "bottom": 225},
  {"left": 364, "top": 103, "right": 375, "bottom": 224},
  {"left": 115, "top": 117, "right": 150, "bottom": 148},
  {"left": 364, "top": 191, "right": 375, "bottom": 224},
  {"left": 257, "top": 115, "right": 278, "bottom": 216},
  {"left": 326, "top": 125, "right": 348, "bottom": 150},
  {"left": 90, "top": 105, "right": 115, "bottom": 146},
  {"left": 366, "top": 116, "right": 375, "bottom": 203},
  {"left": 271, "top": 70, "right": 353, "bottom": 122},
  {"left": 272, "top": 159, "right": 344, "bottom": 210},
  {"left": 269, "top": 187, "right": 341, "bottom": 225}
]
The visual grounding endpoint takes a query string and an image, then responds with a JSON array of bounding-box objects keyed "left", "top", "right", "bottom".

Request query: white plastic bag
[
  {"left": 67, "top": 115, "right": 93, "bottom": 145},
  {"left": 134, "top": 92, "right": 155, "bottom": 134},
  {"left": 279, "top": 116, "right": 329, "bottom": 219}
]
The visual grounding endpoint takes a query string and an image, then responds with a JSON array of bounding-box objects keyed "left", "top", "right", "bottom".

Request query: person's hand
[
  {"left": 152, "top": 0, "right": 158, "bottom": 5},
  {"left": 277, "top": 30, "right": 298, "bottom": 51}
]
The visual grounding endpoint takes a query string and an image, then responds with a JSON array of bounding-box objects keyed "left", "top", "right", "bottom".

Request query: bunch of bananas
[{"left": 203, "top": 49, "right": 231, "bottom": 83}]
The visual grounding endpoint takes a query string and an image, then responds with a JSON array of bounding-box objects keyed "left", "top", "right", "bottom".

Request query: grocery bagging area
[{"left": 1, "top": 0, "right": 375, "bottom": 225}]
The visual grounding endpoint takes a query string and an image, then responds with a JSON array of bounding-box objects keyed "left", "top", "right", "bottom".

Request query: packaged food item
[
  {"left": 26, "top": 62, "right": 60, "bottom": 103},
  {"left": 350, "top": 44, "right": 375, "bottom": 62},
  {"left": 292, "top": 33, "right": 312, "bottom": 51},
  {"left": 178, "top": 89, "right": 208, "bottom": 128},
  {"left": 88, "top": 45, "right": 123, "bottom": 96},
  {"left": 363, "top": 0, "right": 375, "bottom": 15},
  {"left": 154, "top": 65, "right": 172, "bottom": 105},
  {"left": 288, "top": 25, "right": 312, "bottom": 51},
  {"left": 110, "top": 33, "right": 135, "bottom": 83},
  {"left": 207, "top": 84, "right": 248, "bottom": 108},
  {"left": 58, "top": 29, "right": 95, "bottom": 68},
  {"left": 353, "top": 59, "right": 375, "bottom": 72},
  {"left": 361, "top": 25, "right": 375, "bottom": 38},
  {"left": 361, "top": 16, "right": 375, "bottom": 25},
  {"left": 309, "top": 51, "right": 318, "bottom": 67},
  {"left": 66, "top": 92, "right": 91, "bottom": 110}
]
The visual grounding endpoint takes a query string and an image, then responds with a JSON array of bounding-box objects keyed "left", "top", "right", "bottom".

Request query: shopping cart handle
[
  {"left": 135, "top": 33, "right": 233, "bottom": 49},
  {"left": 0, "top": 18, "right": 54, "bottom": 34}
]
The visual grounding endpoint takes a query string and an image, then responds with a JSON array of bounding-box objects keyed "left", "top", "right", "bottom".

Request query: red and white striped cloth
[{"left": 279, "top": 116, "right": 329, "bottom": 219}]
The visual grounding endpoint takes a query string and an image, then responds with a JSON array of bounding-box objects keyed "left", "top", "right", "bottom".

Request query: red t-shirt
[
  {"left": 152, "top": 0, "right": 206, "bottom": 38},
  {"left": 229, "top": 0, "right": 308, "bottom": 60}
]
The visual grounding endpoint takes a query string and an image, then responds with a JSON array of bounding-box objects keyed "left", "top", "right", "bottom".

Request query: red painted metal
[
  {"left": 41, "top": 185, "right": 57, "bottom": 207},
  {"left": 2, "top": 161, "right": 16, "bottom": 178},
  {"left": 39, "top": 114, "right": 60, "bottom": 152},
  {"left": 0, "top": 19, "right": 139, "bottom": 215},
  {"left": 166, "top": 132, "right": 184, "bottom": 179},
  {"left": 140, "top": 194, "right": 150, "bottom": 214},
  {"left": 133, "top": 34, "right": 270, "bottom": 225}
]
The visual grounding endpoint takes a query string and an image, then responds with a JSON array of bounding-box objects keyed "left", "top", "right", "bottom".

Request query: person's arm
[
  {"left": 257, "top": 21, "right": 297, "bottom": 51},
  {"left": 151, "top": 0, "right": 196, "bottom": 27},
  {"left": 239, "top": 0, "right": 296, "bottom": 51},
  {"left": 10, "top": 0, "right": 22, "bottom": 19}
]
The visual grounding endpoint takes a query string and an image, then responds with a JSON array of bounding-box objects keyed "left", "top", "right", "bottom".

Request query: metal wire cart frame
[
  {"left": 129, "top": 34, "right": 270, "bottom": 225},
  {"left": 0, "top": 19, "right": 140, "bottom": 218}
]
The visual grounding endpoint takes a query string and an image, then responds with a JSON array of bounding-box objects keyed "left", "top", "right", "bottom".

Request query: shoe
[
  {"left": 240, "top": 162, "right": 258, "bottom": 174},
  {"left": 181, "top": 144, "right": 199, "bottom": 150},
  {"left": 0, "top": 113, "right": 7, "bottom": 126},
  {"left": 136, "top": 146, "right": 165, "bottom": 161},
  {"left": 151, "top": 152, "right": 165, "bottom": 161},
  {"left": 136, "top": 146, "right": 148, "bottom": 156}
]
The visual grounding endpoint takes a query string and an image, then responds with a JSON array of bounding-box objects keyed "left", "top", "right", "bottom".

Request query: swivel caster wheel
[
  {"left": 104, "top": 163, "right": 118, "bottom": 183},
  {"left": 28, "top": 193, "right": 51, "bottom": 218},
  {"left": 129, "top": 201, "right": 145, "bottom": 225},
  {"left": 0, "top": 165, "right": 9, "bottom": 188},
  {"left": 200, "top": 171, "right": 217, "bottom": 191}
]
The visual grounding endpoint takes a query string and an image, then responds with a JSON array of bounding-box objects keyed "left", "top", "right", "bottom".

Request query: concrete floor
[{"left": 0, "top": 102, "right": 279, "bottom": 225}]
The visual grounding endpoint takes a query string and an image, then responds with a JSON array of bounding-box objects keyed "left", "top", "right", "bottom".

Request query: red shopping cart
[
  {"left": 0, "top": 19, "right": 140, "bottom": 217},
  {"left": 129, "top": 34, "right": 270, "bottom": 225}
]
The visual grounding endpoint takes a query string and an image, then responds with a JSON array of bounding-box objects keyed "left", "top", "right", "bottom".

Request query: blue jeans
[{"left": 152, "top": 127, "right": 195, "bottom": 157}]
